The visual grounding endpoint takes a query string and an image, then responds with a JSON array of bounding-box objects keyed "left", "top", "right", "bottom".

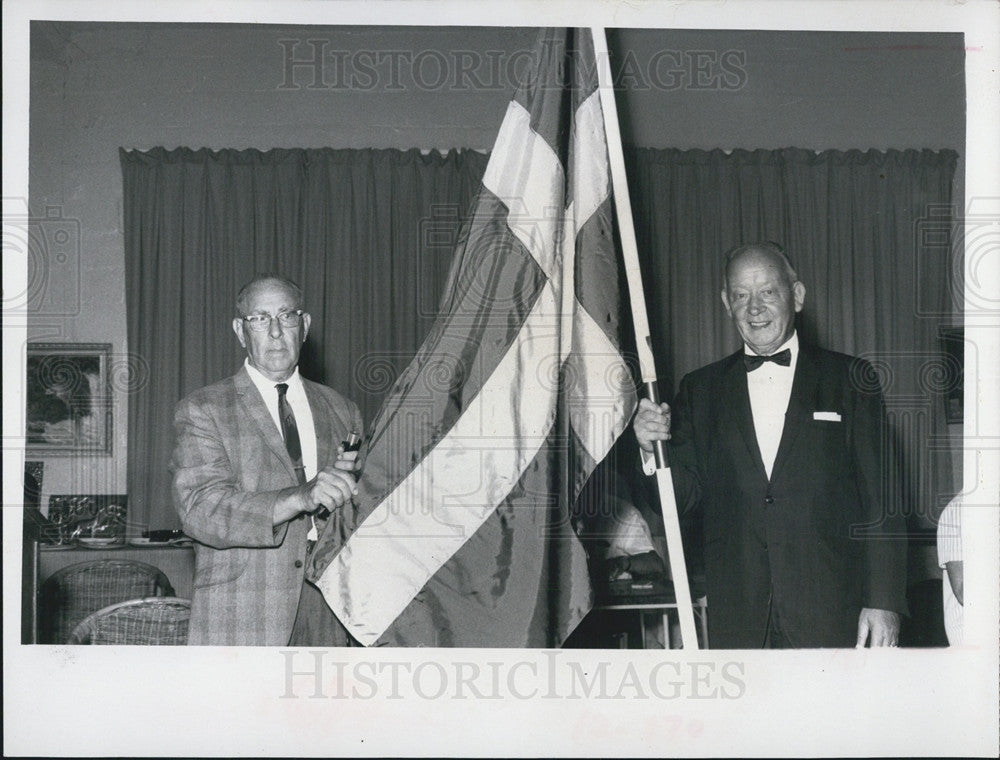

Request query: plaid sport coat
[{"left": 171, "top": 366, "right": 363, "bottom": 645}]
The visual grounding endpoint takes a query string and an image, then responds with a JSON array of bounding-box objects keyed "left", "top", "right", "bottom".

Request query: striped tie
[{"left": 275, "top": 383, "right": 306, "bottom": 485}]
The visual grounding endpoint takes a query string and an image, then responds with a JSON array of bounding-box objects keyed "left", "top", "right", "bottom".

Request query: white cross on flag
[{"left": 308, "top": 27, "right": 638, "bottom": 647}]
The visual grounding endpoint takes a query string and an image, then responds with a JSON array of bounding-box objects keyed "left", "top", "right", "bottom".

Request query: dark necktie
[
  {"left": 743, "top": 348, "right": 792, "bottom": 372},
  {"left": 275, "top": 383, "right": 306, "bottom": 485}
]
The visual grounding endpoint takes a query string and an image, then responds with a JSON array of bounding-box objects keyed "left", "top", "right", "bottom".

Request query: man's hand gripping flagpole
[{"left": 591, "top": 27, "right": 700, "bottom": 649}]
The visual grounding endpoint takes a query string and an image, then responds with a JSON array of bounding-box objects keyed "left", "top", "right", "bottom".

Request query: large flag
[{"left": 308, "top": 28, "right": 637, "bottom": 647}]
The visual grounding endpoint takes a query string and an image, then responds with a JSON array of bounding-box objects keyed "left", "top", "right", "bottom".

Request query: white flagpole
[{"left": 591, "top": 27, "right": 700, "bottom": 650}]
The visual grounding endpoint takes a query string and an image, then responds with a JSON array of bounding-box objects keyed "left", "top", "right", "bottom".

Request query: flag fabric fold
[{"left": 308, "top": 27, "right": 637, "bottom": 647}]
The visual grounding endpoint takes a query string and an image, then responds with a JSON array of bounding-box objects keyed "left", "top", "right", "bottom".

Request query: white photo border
[{"left": 3, "top": 1, "right": 998, "bottom": 757}]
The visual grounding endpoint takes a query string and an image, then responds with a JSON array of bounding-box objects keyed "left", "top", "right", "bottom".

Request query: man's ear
[
  {"left": 232, "top": 317, "right": 247, "bottom": 348},
  {"left": 720, "top": 289, "right": 734, "bottom": 319},
  {"left": 792, "top": 281, "right": 806, "bottom": 313},
  {"left": 301, "top": 312, "right": 312, "bottom": 342}
]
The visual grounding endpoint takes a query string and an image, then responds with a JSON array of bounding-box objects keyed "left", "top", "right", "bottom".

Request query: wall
[{"left": 26, "top": 22, "right": 964, "bottom": 512}]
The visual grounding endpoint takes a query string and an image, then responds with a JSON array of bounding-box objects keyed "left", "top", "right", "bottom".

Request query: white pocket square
[{"left": 813, "top": 411, "right": 842, "bottom": 422}]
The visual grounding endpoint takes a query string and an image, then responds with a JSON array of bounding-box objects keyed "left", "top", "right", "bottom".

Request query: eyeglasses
[{"left": 240, "top": 310, "right": 304, "bottom": 331}]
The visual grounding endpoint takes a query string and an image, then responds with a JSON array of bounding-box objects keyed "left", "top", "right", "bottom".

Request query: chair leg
[{"left": 697, "top": 602, "right": 709, "bottom": 648}]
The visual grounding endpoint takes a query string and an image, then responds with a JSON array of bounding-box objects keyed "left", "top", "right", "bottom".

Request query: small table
[{"left": 595, "top": 594, "right": 709, "bottom": 649}]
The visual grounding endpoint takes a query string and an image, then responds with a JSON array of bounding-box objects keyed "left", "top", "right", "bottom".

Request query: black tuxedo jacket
[{"left": 668, "top": 343, "right": 907, "bottom": 648}]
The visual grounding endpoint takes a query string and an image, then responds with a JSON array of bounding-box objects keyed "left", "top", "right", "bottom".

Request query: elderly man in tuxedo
[
  {"left": 171, "top": 274, "right": 362, "bottom": 645},
  {"left": 634, "top": 242, "right": 907, "bottom": 648}
]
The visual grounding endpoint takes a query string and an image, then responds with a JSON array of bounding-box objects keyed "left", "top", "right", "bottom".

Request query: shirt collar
[
  {"left": 243, "top": 358, "right": 303, "bottom": 396},
  {"left": 744, "top": 331, "right": 799, "bottom": 360}
]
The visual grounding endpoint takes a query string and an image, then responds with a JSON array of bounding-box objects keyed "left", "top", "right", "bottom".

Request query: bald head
[
  {"left": 723, "top": 242, "right": 797, "bottom": 292},
  {"left": 232, "top": 274, "right": 310, "bottom": 382},
  {"left": 235, "top": 274, "right": 303, "bottom": 318},
  {"left": 721, "top": 242, "right": 806, "bottom": 355}
]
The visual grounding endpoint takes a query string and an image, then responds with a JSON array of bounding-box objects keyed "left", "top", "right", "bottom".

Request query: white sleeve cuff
[
  {"left": 640, "top": 449, "right": 656, "bottom": 476},
  {"left": 936, "top": 499, "right": 963, "bottom": 565}
]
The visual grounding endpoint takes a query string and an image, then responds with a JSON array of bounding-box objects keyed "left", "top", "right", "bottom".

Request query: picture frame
[
  {"left": 25, "top": 343, "right": 112, "bottom": 456},
  {"left": 45, "top": 494, "right": 128, "bottom": 543},
  {"left": 938, "top": 327, "right": 964, "bottom": 424},
  {"left": 23, "top": 460, "right": 44, "bottom": 509}
]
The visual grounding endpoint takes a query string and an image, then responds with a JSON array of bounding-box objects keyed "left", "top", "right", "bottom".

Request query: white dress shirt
[
  {"left": 640, "top": 332, "right": 800, "bottom": 478},
  {"left": 745, "top": 332, "right": 799, "bottom": 479},
  {"left": 244, "top": 359, "right": 318, "bottom": 480},
  {"left": 937, "top": 495, "right": 963, "bottom": 645}
]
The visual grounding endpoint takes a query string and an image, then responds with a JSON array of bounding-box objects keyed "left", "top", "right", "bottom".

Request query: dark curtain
[
  {"left": 121, "top": 147, "right": 488, "bottom": 530},
  {"left": 627, "top": 147, "right": 959, "bottom": 529},
  {"left": 122, "top": 145, "right": 957, "bottom": 534}
]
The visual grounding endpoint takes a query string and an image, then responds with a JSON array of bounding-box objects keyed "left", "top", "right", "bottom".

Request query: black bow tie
[{"left": 743, "top": 348, "right": 792, "bottom": 371}]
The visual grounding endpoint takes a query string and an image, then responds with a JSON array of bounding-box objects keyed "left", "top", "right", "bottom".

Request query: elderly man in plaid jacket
[{"left": 171, "top": 274, "right": 362, "bottom": 645}]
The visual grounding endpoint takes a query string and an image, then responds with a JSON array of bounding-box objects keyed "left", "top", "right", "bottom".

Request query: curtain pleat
[
  {"left": 627, "top": 147, "right": 959, "bottom": 529},
  {"left": 121, "top": 147, "right": 490, "bottom": 530},
  {"left": 122, "top": 145, "right": 957, "bottom": 536}
]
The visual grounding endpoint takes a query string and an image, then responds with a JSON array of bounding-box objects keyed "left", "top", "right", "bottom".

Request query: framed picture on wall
[
  {"left": 939, "top": 327, "right": 964, "bottom": 424},
  {"left": 25, "top": 343, "right": 112, "bottom": 456}
]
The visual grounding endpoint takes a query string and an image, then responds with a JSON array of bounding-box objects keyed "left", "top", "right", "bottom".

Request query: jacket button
[
  {"left": 294, "top": 560, "right": 303, "bottom": 568},
  {"left": 764, "top": 495, "right": 774, "bottom": 504}
]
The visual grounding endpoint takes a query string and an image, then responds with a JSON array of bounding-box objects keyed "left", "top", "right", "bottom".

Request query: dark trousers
[{"left": 763, "top": 602, "right": 794, "bottom": 649}]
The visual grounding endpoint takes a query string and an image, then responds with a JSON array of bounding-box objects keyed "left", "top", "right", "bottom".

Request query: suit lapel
[
  {"left": 769, "top": 345, "right": 819, "bottom": 485},
  {"left": 306, "top": 382, "right": 333, "bottom": 470},
  {"left": 233, "top": 367, "right": 297, "bottom": 480},
  {"left": 304, "top": 378, "right": 351, "bottom": 470},
  {"left": 723, "top": 354, "right": 769, "bottom": 482},
  {"left": 304, "top": 379, "right": 351, "bottom": 535}
]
